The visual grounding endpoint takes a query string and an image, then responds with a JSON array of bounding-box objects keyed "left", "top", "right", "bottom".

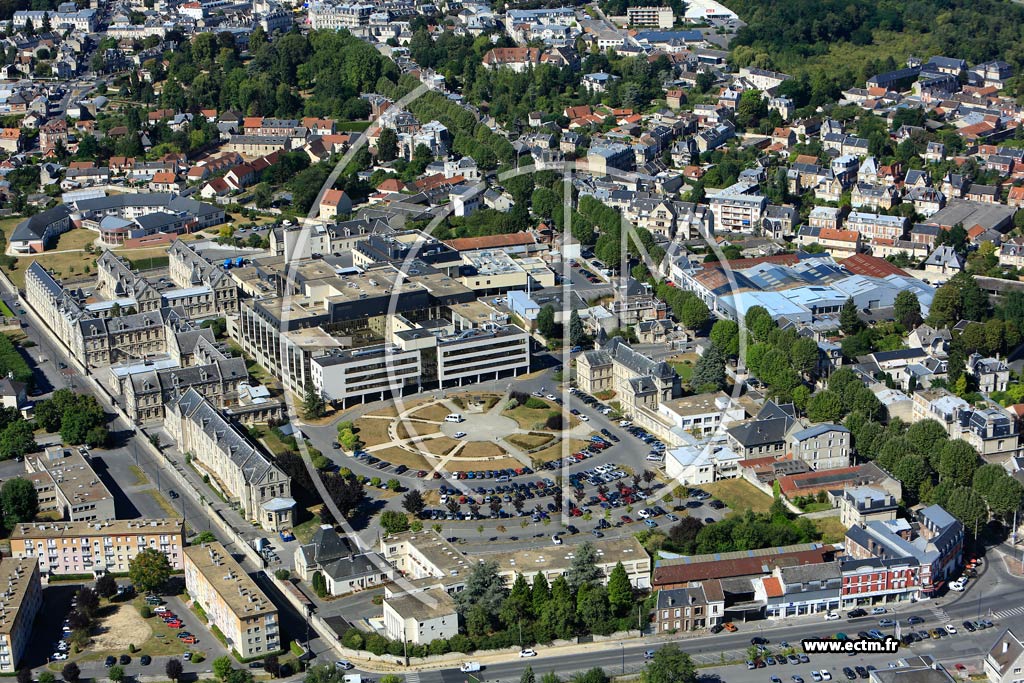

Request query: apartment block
[
  {"left": 24, "top": 446, "right": 116, "bottom": 522},
  {"left": 627, "top": 5, "right": 673, "bottom": 28},
  {"left": 9, "top": 519, "right": 185, "bottom": 576},
  {"left": 707, "top": 182, "right": 767, "bottom": 232},
  {"left": 0, "top": 558, "right": 42, "bottom": 674},
  {"left": 184, "top": 542, "right": 281, "bottom": 659}
]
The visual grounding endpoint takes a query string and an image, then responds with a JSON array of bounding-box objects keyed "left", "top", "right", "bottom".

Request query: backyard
[{"left": 703, "top": 478, "right": 774, "bottom": 514}]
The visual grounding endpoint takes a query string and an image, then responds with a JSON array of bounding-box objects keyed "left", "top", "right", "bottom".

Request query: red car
[
  {"left": 166, "top": 620, "right": 184, "bottom": 628},
  {"left": 181, "top": 636, "right": 198, "bottom": 644},
  {"left": 621, "top": 515, "right": 633, "bottom": 523}
]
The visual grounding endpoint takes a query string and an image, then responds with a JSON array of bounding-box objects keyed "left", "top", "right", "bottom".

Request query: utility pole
[{"left": 621, "top": 643, "right": 625, "bottom": 675}]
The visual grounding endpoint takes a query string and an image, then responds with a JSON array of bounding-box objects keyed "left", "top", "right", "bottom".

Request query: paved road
[{"left": 324, "top": 550, "right": 1021, "bottom": 682}]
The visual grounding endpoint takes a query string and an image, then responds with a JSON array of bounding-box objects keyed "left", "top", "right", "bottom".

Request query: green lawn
[
  {"left": 813, "top": 516, "right": 848, "bottom": 544},
  {"left": 703, "top": 479, "right": 774, "bottom": 514},
  {"left": 0, "top": 300, "right": 13, "bottom": 317}
]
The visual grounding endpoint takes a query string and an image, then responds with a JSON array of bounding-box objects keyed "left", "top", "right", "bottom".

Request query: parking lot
[{"left": 31, "top": 582, "right": 231, "bottom": 679}]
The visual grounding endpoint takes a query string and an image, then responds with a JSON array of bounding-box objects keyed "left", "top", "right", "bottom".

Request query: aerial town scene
[{"left": 5, "top": 0, "right": 1024, "bottom": 683}]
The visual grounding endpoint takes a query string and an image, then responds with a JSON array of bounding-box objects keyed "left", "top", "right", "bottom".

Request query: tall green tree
[
  {"left": 642, "top": 644, "right": 697, "bottom": 683},
  {"left": 710, "top": 319, "right": 740, "bottom": 357},
  {"left": 691, "top": 343, "right": 726, "bottom": 392},
  {"left": 537, "top": 305, "right": 557, "bottom": 337},
  {"left": 894, "top": 290, "right": 922, "bottom": 330},
  {"left": 840, "top": 298, "right": 862, "bottom": 335},
  {"left": 128, "top": 547, "right": 173, "bottom": 594},
  {"left": 565, "top": 542, "right": 603, "bottom": 590},
  {"left": 606, "top": 561, "right": 633, "bottom": 616},
  {"left": 569, "top": 310, "right": 587, "bottom": 347},
  {"left": 0, "top": 478, "right": 37, "bottom": 529},
  {"left": 377, "top": 128, "right": 398, "bottom": 162}
]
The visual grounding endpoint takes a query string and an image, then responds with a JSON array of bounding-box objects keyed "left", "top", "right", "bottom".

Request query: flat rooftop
[
  {"left": 184, "top": 542, "right": 276, "bottom": 618},
  {"left": 0, "top": 558, "right": 37, "bottom": 635},
  {"left": 661, "top": 391, "right": 731, "bottom": 416},
  {"left": 11, "top": 518, "right": 184, "bottom": 539},
  {"left": 385, "top": 587, "right": 456, "bottom": 621},
  {"left": 27, "top": 448, "right": 113, "bottom": 508},
  {"left": 488, "top": 536, "right": 649, "bottom": 575}
]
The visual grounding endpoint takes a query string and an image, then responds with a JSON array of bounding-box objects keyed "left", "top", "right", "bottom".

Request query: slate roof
[{"left": 167, "top": 387, "right": 283, "bottom": 486}]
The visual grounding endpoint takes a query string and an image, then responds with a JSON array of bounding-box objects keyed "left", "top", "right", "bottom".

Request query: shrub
[
  {"left": 524, "top": 397, "right": 549, "bottom": 410},
  {"left": 274, "top": 569, "right": 290, "bottom": 581},
  {"left": 341, "top": 629, "right": 364, "bottom": 650},
  {"left": 139, "top": 605, "right": 152, "bottom": 618}
]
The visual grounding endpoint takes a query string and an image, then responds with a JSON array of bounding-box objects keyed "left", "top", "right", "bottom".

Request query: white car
[
  {"left": 520, "top": 649, "right": 537, "bottom": 658},
  {"left": 619, "top": 420, "right": 632, "bottom": 427},
  {"left": 545, "top": 394, "right": 556, "bottom": 401},
  {"left": 579, "top": 415, "right": 590, "bottom": 422},
  {"left": 552, "top": 534, "right": 563, "bottom": 545},
  {"left": 820, "top": 672, "right": 832, "bottom": 681},
  {"left": 453, "top": 432, "right": 467, "bottom": 439},
  {"left": 335, "top": 661, "right": 354, "bottom": 670},
  {"left": 637, "top": 509, "right": 651, "bottom": 519},
  {"left": 52, "top": 653, "right": 68, "bottom": 661},
  {"left": 825, "top": 612, "right": 840, "bottom": 621},
  {"left": 945, "top": 625, "right": 958, "bottom": 635}
]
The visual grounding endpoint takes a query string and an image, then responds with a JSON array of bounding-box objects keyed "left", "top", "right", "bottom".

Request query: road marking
[
  {"left": 992, "top": 605, "right": 1024, "bottom": 619},
  {"left": 405, "top": 672, "right": 421, "bottom": 683}
]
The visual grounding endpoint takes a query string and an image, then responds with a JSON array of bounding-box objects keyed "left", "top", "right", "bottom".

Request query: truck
[
  {"left": 342, "top": 675, "right": 361, "bottom": 683},
  {"left": 460, "top": 662, "right": 482, "bottom": 673}
]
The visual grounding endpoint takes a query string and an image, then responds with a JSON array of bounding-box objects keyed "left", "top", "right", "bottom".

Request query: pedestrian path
[
  {"left": 930, "top": 604, "right": 951, "bottom": 622},
  {"left": 992, "top": 605, "right": 1024, "bottom": 620},
  {"left": 405, "top": 672, "right": 421, "bottom": 683}
]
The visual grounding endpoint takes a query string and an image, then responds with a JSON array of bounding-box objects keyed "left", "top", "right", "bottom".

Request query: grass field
[
  {"left": 505, "top": 432, "right": 556, "bottom": 451},
  {"left": 420, "top": 436, "right": 459, "bottom": 456},
  {"left": 460, "top": 456, "right": 521, "bottom": 471},
  {"left": 353, "top": 418, "right": 392, "bottom": 447},
  {"left": 372, "top": 447, "right": 431, "bottom": 471},
  {"left": 395, "top": 420, "right": 438, "bottom": 441},
  {"left": 530, "top": 437, "right": 591, "bottom": 463},
  {"left": 813, "top": 516, "right": 848, "bottom": 544},
  {"left": 703, "top": 479, "right": 774, "bottom": 514},
  {"left": 502, "top": 402, "right": 575, "bottom": 430},
  {"left": 0, "top": 217, "right": 203, "bottom": 289},
  {"left": 410, "top": 404, "right": 452, "bottom": 422},
  {"left": 669, "top": 353, "right": 700, "bottom": 384},
  {"left": 460, "top": 441, "right": 506, "bottom": 459}
]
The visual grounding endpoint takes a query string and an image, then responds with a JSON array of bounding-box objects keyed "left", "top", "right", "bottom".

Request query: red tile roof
[
  {"left": 445, "top": 232, "right": 537, "bottom": 251},
  {"left": 762, "top": 577, "right": 784, "bottom": 598},
  {"left": 840, "top": 253, "right": 907, "bottom": 278},
  {"left": 652, "top": 546, "right": 838, "bottom": 587}
]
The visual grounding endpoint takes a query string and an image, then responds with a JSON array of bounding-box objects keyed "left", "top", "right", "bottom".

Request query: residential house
[
  {"left": 319, "top": 189, "right": 352, "bottom": 220},
  {"left": 653, "top": 581, "right": 725, "bottom": 633},
  {"left": 967, "top": 353, "right": 1010, "bottom": 394},
  {"left": 835, "top": 486, "right": 899, "bottom": 528},
  {"left": 789, "top": 423, "right": 851, "bottom": 471},
  {"left": 293, "top": 526, "right": 393, "bottom": 597}
]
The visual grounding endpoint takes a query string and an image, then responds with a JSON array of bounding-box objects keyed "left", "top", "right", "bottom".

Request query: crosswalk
[
  {"left": 405, "top": 672, "right": 421, "bottom": 683},
  {"left": 929, "top": 604, "right": 950, "bottom": 622},
  {"left": 992, "top": 605, "right": 1024, "bottom": 620}
]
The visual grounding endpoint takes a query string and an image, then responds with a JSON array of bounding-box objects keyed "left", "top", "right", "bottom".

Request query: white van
[
  {"left": 460, "top": 662, "right": 482, "bottom": 673},
  {"left": 445, "top": 414, "right": 464, "bottom": 423}
]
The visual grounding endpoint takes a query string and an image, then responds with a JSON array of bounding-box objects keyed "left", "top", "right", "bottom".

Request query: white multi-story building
[
  {"left": 707, "top": 182, "right": 767, "bottom": 232},
  {"left": 308, "top": 2, "right": 372, "bottom": 29},
  {"left": 626, "top": 5, "right": 673, "bottom": 27},
  {"left": 310, "top": 344, "right": 422, "bottom": 404}
]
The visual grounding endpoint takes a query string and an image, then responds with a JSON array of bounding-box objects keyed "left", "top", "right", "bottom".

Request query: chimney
[{"left": 1004, "top": 641, "right": 1010, "bottom": 655}]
